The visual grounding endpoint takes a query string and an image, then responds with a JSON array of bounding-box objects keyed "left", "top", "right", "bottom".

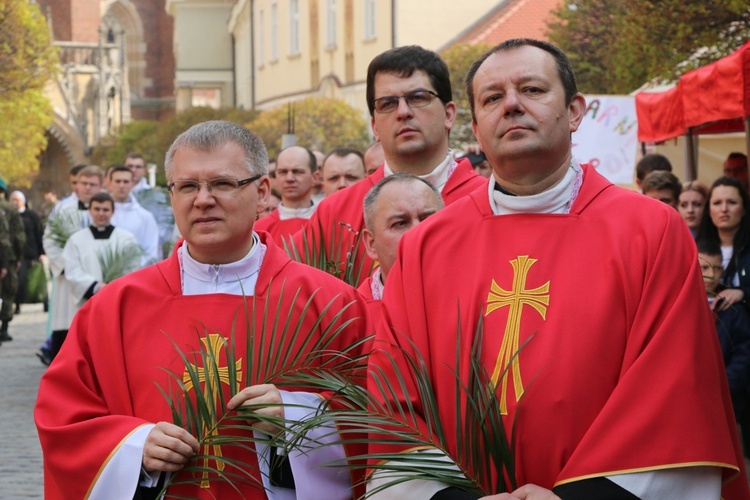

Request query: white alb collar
[
  {"left": 383, "top": 151, "right": 457, "bottom": 193},
  {"left": 277, "top": 202, "right": 316, "bottom": 221},
  {"left": 370, "top": 267, "right": 384, "bottom": 300},
  {"left": 489, "top": 159, "right": 582, "bottom": 215},
  {"left": 178, "top": 232, "right": 266, "bottom": 295}
]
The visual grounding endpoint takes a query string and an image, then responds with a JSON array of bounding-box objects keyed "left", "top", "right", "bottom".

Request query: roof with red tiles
[{"left": 443, "top": 0, "right": 564, "bottom": 49}]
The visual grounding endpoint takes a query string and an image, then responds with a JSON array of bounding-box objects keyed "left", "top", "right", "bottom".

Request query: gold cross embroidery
[
  {"left": 485, "top": 256, "right": 550, "bottom": 415},
  {"left": 182, "top": 333, "right": 243, "bottom": 488}
]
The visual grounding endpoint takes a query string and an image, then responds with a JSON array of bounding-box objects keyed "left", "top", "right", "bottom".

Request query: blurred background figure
[
  {"left": 321, "top": 148, "right": 366, "bottom": 196},
  {"left": 458, "top": 144, "right": 491, "bottom": 179},
  {"left": 10, "top": 191, "right": 47, "bottom": 314},
  {"left": 635, "top": 153, "right": 673, "bottom": 191},
  {"left": 724, "top": 152, "right": 749, "bottom": 192},
  {"left": 0, "top": 179, "right": 25, "bottom": 342},
  {"left": 467, "top": 151, "right": 491, "bottom": 178},
  {"left": 697, "top": 176, "right": 750, "bottom": 313},
  {"left": 679, "top": 181, "right": 708, "bottom": 238},
  {"left": 641, "top": 170, "right": 681, "bottom": 208},
  {"left": 259, "top": 191, "right": 281, "bottom": 219},
  {"left": 311, "top": 150, "right": 326, "bottom": 204},
  {"left": 364, "top": 142, "right": 384, "bottom": 176}
]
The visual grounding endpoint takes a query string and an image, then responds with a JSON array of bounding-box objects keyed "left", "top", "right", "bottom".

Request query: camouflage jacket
[{"left": 0, "top": 199, "right": 25, "bottom": 264}]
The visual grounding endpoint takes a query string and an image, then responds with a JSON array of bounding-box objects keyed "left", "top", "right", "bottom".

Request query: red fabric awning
[{"left": 635, "top": 41, "right": 750, "bottom": 143}]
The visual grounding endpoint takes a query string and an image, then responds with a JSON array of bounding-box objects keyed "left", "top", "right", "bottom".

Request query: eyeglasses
[
  {"left": 373, "top": 90, "right": 440, "bottom": 114},
  {"left": 168, "top": 174, "right": 262, "bottom": 197}
]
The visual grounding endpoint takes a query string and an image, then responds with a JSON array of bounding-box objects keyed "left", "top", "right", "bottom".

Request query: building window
[
  {"left": 326, "top": 0, "right": 336, "bottom": 48},
  {"left": 271, "top": 1, "right": 279, "bottom": 61},
  {"left": 191, "top": 88, "right": 221, "bottom": 109},
  {"left": 289, "top": 0, "right": 300, "bottom": 55},
  {"left": 259, "top": 9, "right": 265, "bottom": 66},
  {"left": 363, "top": 0, "right": 376, "bottom": 40}
]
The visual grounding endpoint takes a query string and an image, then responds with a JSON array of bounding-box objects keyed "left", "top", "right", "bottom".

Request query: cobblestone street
[{"left": 0, "top": 303, "right": 47, "bottom": 499}]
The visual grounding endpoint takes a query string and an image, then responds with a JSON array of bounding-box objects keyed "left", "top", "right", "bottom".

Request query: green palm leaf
[
  {"left": 46, "top": 207, "right": 84, "bottom": 248},
  {"left": 156, "top": 281, "right": 368, "bottom": 497},
  {"left": 284, "top": 312, "right": 527, "bottom": 497},
  {"left": 96, "top": 243, "right": 142, "bottom": 283},
  {"left": 282, "top": 220, "right": 373, "bottom": 286}
]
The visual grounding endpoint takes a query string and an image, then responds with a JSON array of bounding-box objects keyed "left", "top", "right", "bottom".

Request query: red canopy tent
[{"left": 635, "top": 41, "right": 750, "bottom": 179}]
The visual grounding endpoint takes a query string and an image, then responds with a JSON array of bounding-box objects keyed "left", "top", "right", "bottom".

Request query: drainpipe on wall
[
  {"left": 231, "top": 33, "right": 237, "bottom": 107},
  {"left": 391, "top": 0, "right": 396, "bottom": 48},
  {"left": 250, "top": 0, "right": 256, "bottom": 110}
]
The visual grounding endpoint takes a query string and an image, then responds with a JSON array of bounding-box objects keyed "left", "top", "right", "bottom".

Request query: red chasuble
[
  {"left": 291, "top": 159, "right": 485, "bottom": 286},
  {"left": 369, "top": 165, "right": 749, "bottom": 497},
  {"left": 35, "top": 233, "right": 367, "bottom": 499},
  {"left": 254, "top": 210, "right": 310, "bottom": 248}
]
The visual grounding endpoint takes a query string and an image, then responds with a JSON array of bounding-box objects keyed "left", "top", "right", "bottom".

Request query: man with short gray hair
[
  {"left": 359, "top": 173, "right": 443, "bottom": 301},
  {"left": 36, "top": 120, "right": 367, "bottom": 499}
]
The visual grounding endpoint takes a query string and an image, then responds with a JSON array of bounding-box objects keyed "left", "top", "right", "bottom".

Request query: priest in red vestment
[
  {"left": 357, "top": 173, "right": 444, "bottom": 302},
  {"left": 35, "top": 121, "right": 368, "bottom": 500},
  {"left": 367, "top": 39, "right": 750, "bottom": 499},
  {"left": 254, "top": 146, "right": 318, "bottom": 247},
  {"left": 291, "top": 46, "right": 484, "bottom": 286}
]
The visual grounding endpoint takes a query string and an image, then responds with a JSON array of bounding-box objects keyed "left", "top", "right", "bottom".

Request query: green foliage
[
  {"left": 547, "top": 0, "right": 750, "bottom": 94},
  {"left": 156, "top": 286, "right": 367, "bottom": 494},
  {"left": 91, "top": 107, "right": 258, "bottom": 186},
  {"left": 290, "top": 315, "right": 523, "bottom": 496},
  {"left": 0, "top": 0, "right": 57, "bottom": 186},
  {"left": 25, "top": 261, "right": 48, "bottom": 304},
  {"left": 282, "top": 220, "right": 373, "bottom": 287},
  {"left": 0, "top": 0, "right": 58, "bottom": 97},
  {"left": 97, "top": 242, "right": 142, "bottom": 283},
  {"left": 440, "top": 43, "right": 492, "bottom": 148},
  {"left": 247, "top": 97, "right": 370, "bottom": 159},
  {"left": 46, "top": 207, "right": 84, "bottom": 249}
]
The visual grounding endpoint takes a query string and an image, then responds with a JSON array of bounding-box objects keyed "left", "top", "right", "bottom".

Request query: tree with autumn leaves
[
  {"left": 547, "top": 0, "right": 750, "bottom": 94},
  {"left": 247, "top": 96, "right": 370, "bottom": 159},
  {"left": 0, "top": 0, "right": 57, "bottom": 185}
]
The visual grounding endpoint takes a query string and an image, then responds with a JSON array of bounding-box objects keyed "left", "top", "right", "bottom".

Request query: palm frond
[
  {"left": 283, "top": 220, "right": 373, "bottom": 286},
  {"left": 96, "top": 243, "right": 142, "bottom": 283},
  {"left": 156, "top": 281, "right": 368, "bottom": 496},
  {"left": 46, "top": 207, "right": 84, "bottom": 248},
  {"left": 284, "top": 312, "right": 528, "bottom": 497}
]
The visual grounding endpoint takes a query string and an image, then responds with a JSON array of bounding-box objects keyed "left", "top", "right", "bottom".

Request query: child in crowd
[{"left": 697, "top": 238, "right": 750, "bottom": 421}]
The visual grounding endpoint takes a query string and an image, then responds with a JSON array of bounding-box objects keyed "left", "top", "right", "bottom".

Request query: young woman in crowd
[
  {"left": 698, "top": 176, "right": 750, "bottom": 311},
  {"left": 678, "top": 180, "right": 708, "bottom": 238}
]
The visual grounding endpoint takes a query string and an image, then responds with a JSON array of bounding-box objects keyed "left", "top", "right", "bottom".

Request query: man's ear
[
  {"left": 255, "top": 176, "right": 271, "bottom": 218},
  {"left": 362, "top": 228, "right": 378, "bottom": 262}
]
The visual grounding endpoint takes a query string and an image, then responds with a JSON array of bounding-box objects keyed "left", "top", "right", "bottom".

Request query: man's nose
[
  {"left": 395, "top": 97, "right": 414, "bottom": 118},
  {"left": 503, "top": 90, "right": 523, "bottom": 116}
]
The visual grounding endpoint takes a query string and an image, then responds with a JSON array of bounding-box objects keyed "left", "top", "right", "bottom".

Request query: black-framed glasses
[
  {"left": 168, "top": 174, "right": 262, "bottom": 197},
  {"left": 373, "top": 90, "right": 440, "bottom": 114}
]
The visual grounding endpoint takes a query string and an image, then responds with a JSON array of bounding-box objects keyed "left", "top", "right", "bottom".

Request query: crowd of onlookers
[{"left": 639, "top": 151, "right": 750, "bottom": 454}]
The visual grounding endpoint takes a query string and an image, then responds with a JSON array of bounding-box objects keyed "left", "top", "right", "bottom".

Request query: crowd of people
[{"left": 0, "top": 37, "right": 747, "bottom": 499}]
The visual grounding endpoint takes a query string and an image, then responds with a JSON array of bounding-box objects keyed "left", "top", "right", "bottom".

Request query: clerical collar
[
  {"left": 383, "top": 151, "right": 457, "bottom": 193},
  {"left": 178, "top": 233, "right": 266, "bottom": 296},
  {"left": 277, "top": 202, "right": 316, "bottom": 221},
  {"left": 89, "top": 225, "right": 115, "bottom": 239},
  {"left": 488, "top": 159, "right": 583, "bottom": 215},
  {"left": 370, "top": 267, "right": 384, "bottom": 301},
  {"left": 78, "top": 200, "right": 89, "bottom": 210}
]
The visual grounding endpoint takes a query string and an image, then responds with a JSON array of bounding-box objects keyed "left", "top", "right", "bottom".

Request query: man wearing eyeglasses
[
  {"left": 292, "top": 45, "right": 484, "bottom": 285},
  {"left": 125, "top": 152, "right": 150, "bottom": 193},
  {"left": 255, "top": 145, "right": 319, "bottom": 247},
  {"left": 36, "top": 121, "right": 368, "bottom": 499},
  {"left": 367, "top": 39, "right": 749, "bottom": 499}
]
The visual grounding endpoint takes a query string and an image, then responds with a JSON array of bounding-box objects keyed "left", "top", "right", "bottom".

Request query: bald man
[
  {"left": 359, "top": 173, "right": 444, "bottom": 301},
  {"left": 321, "top": 148, "right": 366, "bottom": 196},
  {"left": 254, "top": 146, "right": 319, "bottom": 246}
]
